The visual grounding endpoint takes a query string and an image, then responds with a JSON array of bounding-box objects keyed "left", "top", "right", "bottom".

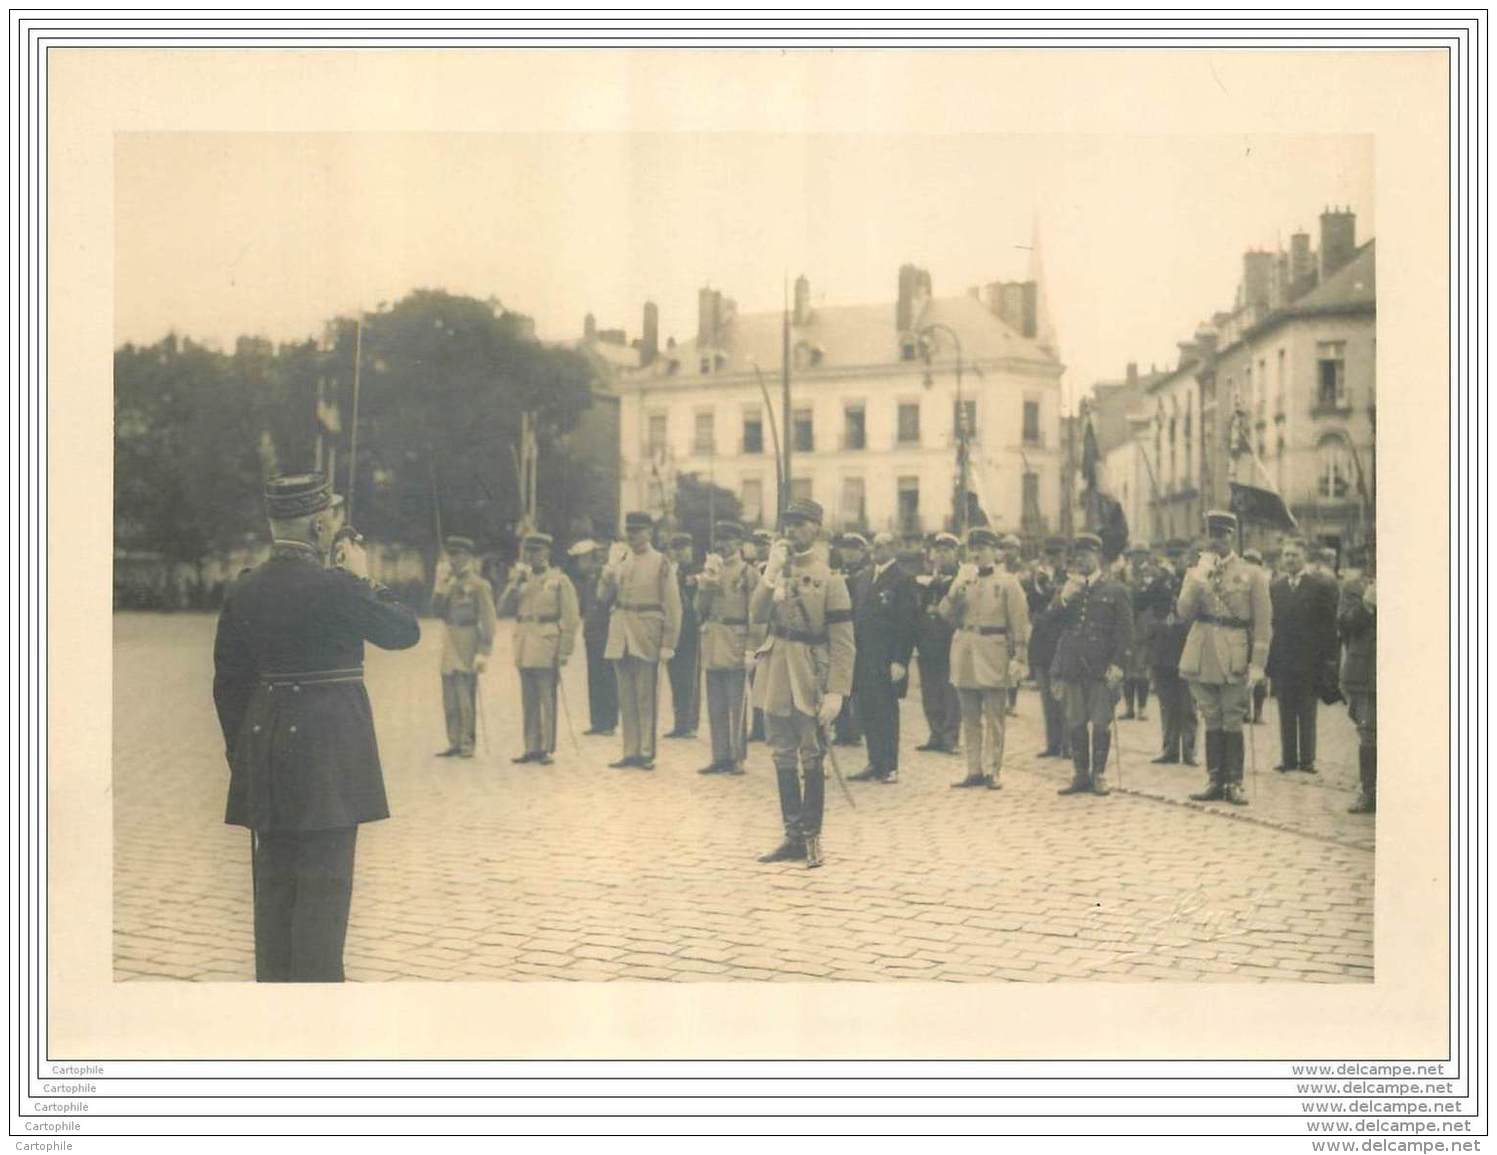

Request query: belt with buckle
[
  {"left": 618, "top": 602, "right": 663, "bottom": 612},
  {"left": 1200, "top": 614, "right": 1251, "bottom": 629},
  {"left": 519, "top": 614, "right": 560, "bottom": 623},
  {"left": 770, "top": 624, "right": 828, "bottom": 645},
  {"left": 260, "top": 666, "right": 364, "bottom": 689},
  {"left": 715, "top": 617, "right": 749, "bottom": 626},
  {"left": 961, "top": 625, "right": 1009, "bottom": 636}
]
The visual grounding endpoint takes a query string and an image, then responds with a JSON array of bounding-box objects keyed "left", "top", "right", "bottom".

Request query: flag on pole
[{"left": 1229, "top": 481, "right": 1298, "bottom": 532}]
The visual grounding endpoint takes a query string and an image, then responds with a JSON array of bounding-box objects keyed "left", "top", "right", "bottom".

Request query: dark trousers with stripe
[{"left": 252, "top": 827, "right": 358, "bottom": 982}]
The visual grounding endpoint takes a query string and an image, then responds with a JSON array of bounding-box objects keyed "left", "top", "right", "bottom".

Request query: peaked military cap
[
  {"left": 444, "top": 534, "right": 477, "bottom": 554},
  {"left": 872, "top": 531, "right": 896, "bottom": 548},
  {"left": 669, "top": 532, "right": 694, "bottom": 548},
  {"left": 782, "top": 498, "right": 824, "bottom": 525},
  {"left": 999, "top": 533, "right": 1022, "bottom": 550},
  {"left": 522, "top": 532, "right": 553, "bottom": 549},
  {"left": 265, "top": 473, "right": 341, "bottom": 519},
  {"left": 835, "top": 531, "right": 869, "bottom": 550},
  {"left": 1205, "top": 509, "right": 1238, "bottom": 534},
  {"left": 713, "top": 521, "right": 744, "bottom": 541},
  {"left": 1318, "top": 546, "right": 1339, "bottom": 565},
  {"left": 932, "top": 531, "right": 960, "bottom": 549},
  {"left": 967, "top": 527, "right": 1001, "bottom": 548},
  {"left": 624, "top": 511, "right": 654, "bottom": 530},
  {"left": 1071, "top": 532, "right": 1104, "bottom": 552},
  {"left": 1243, "top": 547, "right": 1265, "bottom": 564},
  {"left": 751, "top": 528, "right": 774, "bottom": 544},
  {"left": 567, "top": 538, "right": 601, "bottom": 557}
]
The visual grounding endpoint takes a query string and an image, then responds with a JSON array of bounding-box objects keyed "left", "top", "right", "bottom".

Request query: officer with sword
[
  {"left": 749, "top": 499, "right": 856, "bottom": 869},
  {"left": 497, "top": 531, "right": 580, "bottom": 765}
]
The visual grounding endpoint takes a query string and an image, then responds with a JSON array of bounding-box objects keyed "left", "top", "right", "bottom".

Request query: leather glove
[
  {"left": 1247, "top": 664, "right": 1266, "bottom": 686},
  {"left": 817, "top": 692, "right": 844, "bottom": 728}
]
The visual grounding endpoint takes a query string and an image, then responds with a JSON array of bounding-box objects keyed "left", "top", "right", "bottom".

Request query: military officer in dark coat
[
  {"left": 212, "top": 474, "right": 420, "bottom": 982},
  {"left": 664, "top": 532, "right": 702, "bottom": 739},
  {"left": 568, "top": 540, "right": 618, "bottom": 736},
  {"left": 846, "top": 531, "right": 918, "bottom": 784},
  {"left": 914, "top": 532, "right": 962, "bottom": 753},
  {"left": 1050, "top": 533, "right": 1133, "bottom": 796},
  {"left": 1026, "top": 536, "right": 1069, "bottom": 758},
  {"left": 1265, "top": 537, "right": 1340, "bottom": 774}
]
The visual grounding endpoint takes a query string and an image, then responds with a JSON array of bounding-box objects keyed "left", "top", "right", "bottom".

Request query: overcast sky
[{"left": 116, "top": 132, "right": 1373, "bottom": 408}]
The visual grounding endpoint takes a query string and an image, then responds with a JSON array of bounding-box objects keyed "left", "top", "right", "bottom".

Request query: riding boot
[
  {"left": 1058, "top": 724, "right": 1092, "bottom": 794},
  {"left": 1349, "top": 744, "right": 1377, "bottom": 813},
  {"left": 1189, "top": 730, "right": 1226, "bottom": 801},
  {"left": 1223, "top": 731, "right": 1248, "bottom": 806},
  {"left": 1090, "top": 727, "right": 1112, "bottom": 795}
]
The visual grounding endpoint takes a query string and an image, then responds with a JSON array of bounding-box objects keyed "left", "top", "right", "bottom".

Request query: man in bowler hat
[{"left": 213, "top": 473, "right": 420, "bottom": 981}]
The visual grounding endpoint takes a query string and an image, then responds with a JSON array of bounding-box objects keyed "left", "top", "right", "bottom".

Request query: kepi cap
[
  {"left": 522, "top": 532, "right": 553, "bottom": 549},
  {"left": 567, "top": 539, "right": 600, "bottom": 557},
  {"left": 265, "top": 473, "right": 341, "bottom": 519},
  {"left": 444, "top": 534, "right": 477, "bottom": 554},
  {"left": 713, "top": 521, "right": 744, "bottom": 541},
  {"left": 931, "top": 532, "right": 960, "bottom": 549},
  {"left": 782, "top": 499, "right": 824, "bottom": 525},
  {"left": 1072, "top": 532, "right": 1104, "bottom": 552},
  {"left": 1205, "top": 509, "right": 1238, "bottom": 534},
  {"left": 834, "top": 532, "right": 868, "bottom": 550},
  {"left": 624, "top": 511, "right": 654, "bottom": 531}
]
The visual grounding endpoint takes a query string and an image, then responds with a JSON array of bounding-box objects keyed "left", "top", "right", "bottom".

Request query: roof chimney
[
  {"left": 697, "top": 287, "right": 722, "bottom": 348},
  {"left": 584, "top": 312, "right": 597, "bottom": 341},
  {"left": 896, "top": 264, "right": 931, "bottom": 332},
  {"left": 1242, "top": 250, "right": 1275, "bottom": 312},
  {"left": 793, "top": 275, "right": 811, "bottom": 326},
  {"left": 1319, "top": 206, "right": 1357, "bottom": 281},
  {"left": 1126, "top": 362, "right": 1138, "bottom": 387},
  {"left": 1289, "top": 230, "right": 1315, "bottom": 295},
  {"left": 641, "top": 301, "right": 659, "bottom": 365}
]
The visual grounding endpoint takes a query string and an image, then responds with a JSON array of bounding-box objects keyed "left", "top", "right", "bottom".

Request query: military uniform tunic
[
  {"left": 749, "top": 548, "right": 855, "bottom": 840},
  {"left": 940, "top": 566, "right": 1031, "bottom": 780},
  {"left": 1175, "top": 551, "right": 1271, "bottom": 729},
  {"left": 432, "top": 572, "right": 498, "bottom": 755},
  {"left": 212, "top": 542, "right": 420, "bottom": 981},
  {"left": 498, "top": 566, "right": 581, "bottom": 756},
  {"left": 598, "top": 545, "right": 683, "bottom": 763},
  {"left": 696, "top": 557, "right": 760, "bottom": 767}
]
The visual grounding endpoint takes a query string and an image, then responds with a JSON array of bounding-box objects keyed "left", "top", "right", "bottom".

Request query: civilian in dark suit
[
  {"left": 846, "top": 531, "right": 918, "bottom": 784},
  {"left": 569, "top": 540, "right": 618, "bottom": 735},
  {"left": 213, "top": 474, "right": 420, "bottom": 982},
  {"left": 1026, "top": 537, "right": 1070, "bottom": 757},
  {"left": 663, "top": 532, "right": 701, "bottom": 738},
  {"left": 831, "top": 532, "right": 870, "bottom": 746},
  {"left": 1265, "top": 537, "right": 1340, "bottom": 773},
  {"left": 914, "top": 532, "right": 962, "bottom": 753}
]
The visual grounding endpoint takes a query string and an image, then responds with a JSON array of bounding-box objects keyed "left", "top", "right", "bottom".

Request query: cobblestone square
[{"left": 113, "top": 613, "right": 1374, "bottom": 983}]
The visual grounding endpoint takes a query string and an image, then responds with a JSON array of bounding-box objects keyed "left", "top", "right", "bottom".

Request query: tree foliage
[{"left": 114, "top": 291, "right": 601, "bottom": 565}]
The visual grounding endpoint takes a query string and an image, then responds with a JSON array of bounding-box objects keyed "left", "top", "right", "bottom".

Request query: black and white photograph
[{"left": 109, "top": 125, "right": 1382, "bottom": 989}]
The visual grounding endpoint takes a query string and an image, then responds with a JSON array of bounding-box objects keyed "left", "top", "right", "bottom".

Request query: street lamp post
[{"left": 919, "top": 322, "right": 968, "bottom": 539}]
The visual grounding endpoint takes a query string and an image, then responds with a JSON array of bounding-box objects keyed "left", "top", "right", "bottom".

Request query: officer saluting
[
  {"left": 939, "top": 526, "right": 1030, "bottom": 790},
  {"left": 695, "top": 520, "right": 760, "bottom": 775},
  {"left": 1176, "top": 510, "right": 1272, "bottom": 806},
  {"left": 751, "top": 499, "right": 855, "bottom": 868},
  {"left": 498, "top": 532, "right": 580, "bottom": 766},
  {"left": 212, "top": 473, "right": 420, "bottom": 982},
  {"left": 431, "top": 535, "right": 498, "bottom": 759},
  {"left": 598, "top": 511, "right": 683, "bottom": 771},
  {"left": 1051, "top": 532, "right": 1133, "bottom": 797}
]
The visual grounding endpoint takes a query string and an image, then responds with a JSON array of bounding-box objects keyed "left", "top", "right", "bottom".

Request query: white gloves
[
  {"left": 817, "top": 692, "right": 844, "bottom": 728},
  {"left": 659, "top": 648, "right": 675, "bottom": 664},
  {"left": 1247, "top": 664, "right": 1265, "bottom": 686},
  {"left": 889, "top": 662, "right": 907, "bottom": 683},
  {"left": 764, "top": 540, "right": 790, "bottom": 583}
]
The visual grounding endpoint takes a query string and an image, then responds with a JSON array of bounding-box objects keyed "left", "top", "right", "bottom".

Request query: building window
[
  {"left": 693, "top": 411, "right": 715, "bottom": 455},
  {"left": 742, "top": 410, "right": 763, "bottom": 455},
  {"left": 953, "top": 399, "right": 977, "bottom": 441},
  {"left": 793, "top": 407, "right": 814, "bottom": 453},
  {"left": 840, "top": 477, "right": 866, "bottom": 528},
  {"left": 1317, "top": 341, "right": 1348, "bottom": 409},
  {"left": 789, "top": 477, "right": 813, "bottom": 505},
  {"left": 1317, "top": 435, "right": 1354, "bottom": 500},
  {"left": 1022, "top": 399, "right": 1041, "bottom": 445},
  {"left": 843, "top": 403, "right": 866, "bottom": 451},
  {"left": 740, "top": 478, "right": 763, "bottom": 525},
  {"left": 901, "top": 340, "right": 917, "bottom": 361},
  {"left": 646, "top": 412, "right": 668, "bottom": 458},
  {"left": 699, "top": 357, "right": 711, "bottom": 375},
  {"left": 896, "top": 476, "right": 920, "bottom": 533},
  {"left": 1021, "top": 471, "right": 1042, "bottom": 532},
  {"left": 897, "top": 402, "right": 921, "bottom": 446}
]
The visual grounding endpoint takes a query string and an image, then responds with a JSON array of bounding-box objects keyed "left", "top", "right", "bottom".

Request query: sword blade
[{"left": 818, "top": 721, "right": 856, "bottom": 809}]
